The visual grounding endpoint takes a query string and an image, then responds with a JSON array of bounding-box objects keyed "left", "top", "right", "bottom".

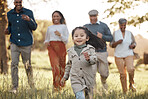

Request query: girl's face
[
  {"left": 119, "top": 22, "right": 126, "bottom": 32},
  {"left": 52, "top": 12, "right": 61, "bottom": 25},
  {"left": 73, "top": 29, "right": 89, "bottom": 46}
]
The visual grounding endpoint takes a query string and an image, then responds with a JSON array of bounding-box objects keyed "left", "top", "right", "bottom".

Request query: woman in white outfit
[{"left": 110, "top": 18, "right": 136, "bottom": 94}]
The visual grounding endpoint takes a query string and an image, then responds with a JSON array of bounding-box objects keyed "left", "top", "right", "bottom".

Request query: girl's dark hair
[
  {"left": 52, "top": 10, "right": 66, "bottom": 24},
  {"left": 72, "top": 27, "right": 105, "bottom": 49}
]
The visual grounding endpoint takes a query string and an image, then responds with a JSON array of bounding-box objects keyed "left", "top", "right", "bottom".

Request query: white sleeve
[{"left": 60, "top": 25, "right": 69, "bottom": 44}]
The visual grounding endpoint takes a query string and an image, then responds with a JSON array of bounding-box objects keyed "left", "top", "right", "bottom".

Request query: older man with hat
[{"left": 84, "top": 9, "right": 113, "bottom": 92}]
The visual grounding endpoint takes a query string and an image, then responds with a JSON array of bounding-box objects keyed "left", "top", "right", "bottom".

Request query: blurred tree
[
  {"left": 33, "top": 20, "right": 52, "bottom": 50},
  {"left": 104, "top": 0, "right": 148, "bottom": 26},
  {"left": 66, "top": 34, "right": 73, "bottom": 49},
  {"left": 0, "top": 0, "right": 8, "bottom": 74}
]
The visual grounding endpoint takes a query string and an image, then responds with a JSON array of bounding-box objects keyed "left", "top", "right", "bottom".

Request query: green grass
[{"left": 0, "top": 50, "right": 148, "bottom": 99}]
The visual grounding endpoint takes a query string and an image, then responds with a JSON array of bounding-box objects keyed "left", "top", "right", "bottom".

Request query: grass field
[{"left": 0, "top": 50, "right": 148, "bottom": 99}]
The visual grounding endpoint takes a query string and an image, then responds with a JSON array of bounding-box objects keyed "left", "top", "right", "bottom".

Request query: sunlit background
[
  {"left": 7, "top": 0, "right": 148, "bottom": 39},
  {"left": 0, "top": 1, "right": 147, "bottom": 98}
]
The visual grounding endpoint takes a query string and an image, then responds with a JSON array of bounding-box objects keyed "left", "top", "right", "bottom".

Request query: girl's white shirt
[
  {"left": 114, "top": 29, "right": 134, "bottom": 57},
  {"left": 44, "top": 24, "right": 69, "bottom": 44}
]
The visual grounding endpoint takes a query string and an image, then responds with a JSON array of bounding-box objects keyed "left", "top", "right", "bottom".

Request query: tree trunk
[
  {"left": 144, "top": 52, "right": 148, "bottom": 65},
  {"left": 0, "top": 0, "right": 8, "bottom": 74}
]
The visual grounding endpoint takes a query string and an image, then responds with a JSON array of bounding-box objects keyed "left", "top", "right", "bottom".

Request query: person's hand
[
  {"left": 4, "top": 28, "right": 9, "bottom": 35},
  {"left": 129, "top": 44, "right": 135, "bottom": 49},
  {"left": 45, "top": 42, "right": 50, "bottom": 47},
  {"left": 83, "top": 52, "right": 90, "bottom": 61},
  {"left": 97, "top": 32, "right": 103, "bottom": 39},
  {"left": 117, "top": 39, "right": 123, "bottom": 44},
  {"left": 22, "top": 14, "right": 31, "bottom": 21},
  {"left": 60, "top": 78, "right": 66, "bottom": 86},
  {"left": 54, "top": 30, "right": 61, "bottom": 37}
]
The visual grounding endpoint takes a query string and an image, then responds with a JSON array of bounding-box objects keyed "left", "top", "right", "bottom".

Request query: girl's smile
[{"left": 73, "top": 29, "right": 89, "bottom": 46}]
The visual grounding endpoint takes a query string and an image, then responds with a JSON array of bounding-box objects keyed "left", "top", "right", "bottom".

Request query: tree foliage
[
  {"left": 104, "top": 0, "right": 148, "bottom": 26},
  {"left": 32, "top": 20, "right": 52, "bottom": 51}
]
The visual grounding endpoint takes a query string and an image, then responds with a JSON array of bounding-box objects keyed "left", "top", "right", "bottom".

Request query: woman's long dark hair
[
  {"left": 72, "top": 27, "right": 105, "bottom": 50},
  {"left": 52, "top": 10, "right": 66, "bottom": 24}
]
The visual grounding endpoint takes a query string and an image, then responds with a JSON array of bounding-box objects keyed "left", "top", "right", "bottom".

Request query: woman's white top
[
  {"left": 44, "top": 24, "right": 69, "bottom": 44},
  {"left": 113, "top": 29, "right": 135, "bottom": 58}
]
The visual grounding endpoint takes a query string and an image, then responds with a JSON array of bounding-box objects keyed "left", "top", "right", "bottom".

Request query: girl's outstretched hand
[
  {"left": 60, "top": 78, "right": 66, "bottom": 86},
  {"left": 83, "top": 52, "right": 90, "bottom": 61}
]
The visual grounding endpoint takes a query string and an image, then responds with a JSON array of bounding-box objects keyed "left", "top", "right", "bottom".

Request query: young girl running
[{"left": 61, "top": 27, "right": 104, "bottom": 99}]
